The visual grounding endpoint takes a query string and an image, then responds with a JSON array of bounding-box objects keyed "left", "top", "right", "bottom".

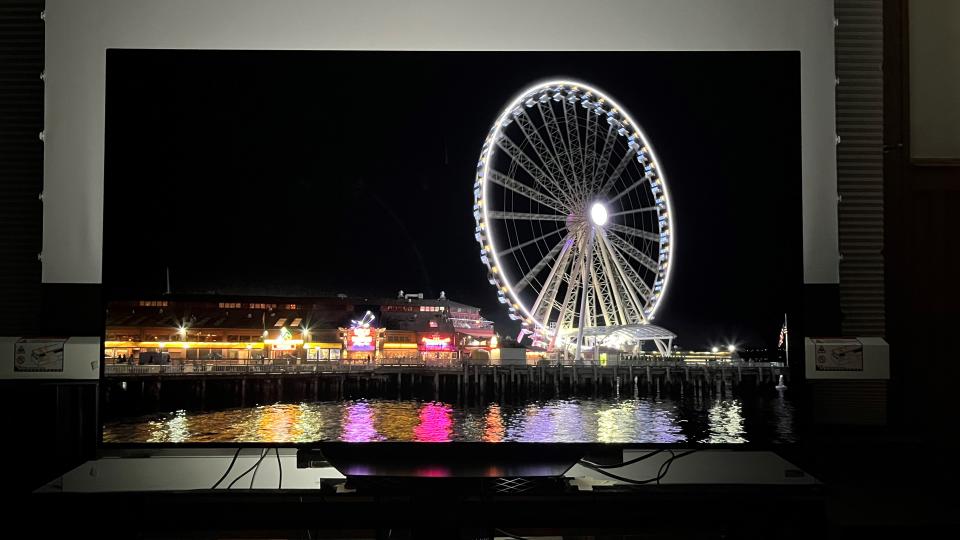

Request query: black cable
[
  {"left": 578, "top": 462, "right": 666, "bottom": 485},
  {"left": 657, "top": 449, "right": 698, "bottom": 485},
  {"left": 275, "top": 447, "right": 282, "bottom": 489},
  {"left": 211, "top": 447, "right": 242, "bottom": 489},
  {"left": 579, "top": 448, "right": 667, "bottom": 469},
  {"left": 579, "top": 449, "right": 699, "bottom": 486},
  {"left": 250, "top": 448, "right": 268, "bottom": 488},
  {"left": 227, "top": 448, "right": 270, "bottom": 489}
]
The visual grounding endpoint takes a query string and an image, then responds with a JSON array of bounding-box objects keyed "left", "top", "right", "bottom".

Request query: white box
[
  {"left": 804, "top": 337, "right": 889, "bottom": 380},
  {"left": 0, "top": 336, "right": 100, "bottom": 380}
]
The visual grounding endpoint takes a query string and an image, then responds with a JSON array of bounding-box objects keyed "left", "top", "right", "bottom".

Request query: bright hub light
[
  {"left": 711, "top": 346, "right": 719, "bottom": 353},
  {"left": 590, "top": 202, "right": 608, "bottom": 226},
  {"left": 727, "top": 344, "right": 736, "bottom": 353}
]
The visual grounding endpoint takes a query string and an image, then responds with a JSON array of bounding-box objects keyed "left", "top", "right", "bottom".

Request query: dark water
[{"left": 103, "top": 391, "right": 796, "bottom": 444}]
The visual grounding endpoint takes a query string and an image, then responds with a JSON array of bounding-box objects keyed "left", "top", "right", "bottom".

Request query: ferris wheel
[{"left": 473, "top": 80, "right": 675, "bottom": 356}]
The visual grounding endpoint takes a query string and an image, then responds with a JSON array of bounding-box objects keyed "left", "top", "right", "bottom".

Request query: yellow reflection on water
[
  {"left": 146, "top": 409, "right": 190, "bottom": 443},
  {"left": 482, "top": 404, "right": 505, "bottom": 442},
  {"left": 252, "top": 404, "right": 304, "bottom": 442},
  {"left": 373, "top": 401, "right": 420, "bottom": 440},
  {"left": 596, "top": 402, "right": 633, "bottom": 443}
]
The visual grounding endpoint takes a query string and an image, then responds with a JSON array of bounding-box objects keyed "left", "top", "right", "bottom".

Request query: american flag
[{"left": 777, "top": 321, "right": 788, "bottom": 348}]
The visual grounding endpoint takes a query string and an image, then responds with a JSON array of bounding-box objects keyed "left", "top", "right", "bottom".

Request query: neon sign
[
  {"left": 419, "top": 334, "right": 454, "bottom": 352},
  {"left": 267, "top": 326, "right": 299, "bottom": 351},
  {"left": 348, "top": 327, "right": 376, "bottom": 351}
]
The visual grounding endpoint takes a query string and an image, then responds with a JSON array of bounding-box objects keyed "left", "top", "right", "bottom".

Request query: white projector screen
[{"left": 41, "top": 0, "right": 838, "bottom": 284}]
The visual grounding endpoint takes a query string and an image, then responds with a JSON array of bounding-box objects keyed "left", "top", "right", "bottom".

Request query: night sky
[{"left": 103, "top": 50, "right": 802, "bottom": 351}]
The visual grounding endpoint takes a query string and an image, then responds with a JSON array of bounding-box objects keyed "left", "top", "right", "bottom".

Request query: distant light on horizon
[
  {"left": 711, "top": 346, "right": 719, "bottom": 353},
  {"left": 727, "top": 344, "right": 736, "bottom": 352}
]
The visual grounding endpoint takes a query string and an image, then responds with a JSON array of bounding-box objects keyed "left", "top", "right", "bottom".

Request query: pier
[{"left": 101, "top": 360, "right": 787, "bottom": 418}]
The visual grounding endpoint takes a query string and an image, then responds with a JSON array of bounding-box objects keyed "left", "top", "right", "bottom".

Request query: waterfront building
[{"left": 105, "top": 293, "right": 496, "bottom": 364}]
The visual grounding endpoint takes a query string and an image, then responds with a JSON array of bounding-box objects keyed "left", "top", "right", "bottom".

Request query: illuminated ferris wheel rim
[{"left": 475, "top": 78, "right": 676, "bottom": 336}]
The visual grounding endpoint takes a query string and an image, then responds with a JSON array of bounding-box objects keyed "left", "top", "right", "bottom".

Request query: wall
[
  {"left": 909, "top": 0, "right": 960, "bottom": 159},
  {"left": 41, "top": 0, "right": 840, "bottom": 285}
]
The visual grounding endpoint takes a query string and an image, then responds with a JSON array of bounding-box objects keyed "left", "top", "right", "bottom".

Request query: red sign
[
  {"left": 419, "top": 334, "right": 455, "bottom": 352},
  {"left": 348, "top": 327, "right": 377, "bottom": 351}
]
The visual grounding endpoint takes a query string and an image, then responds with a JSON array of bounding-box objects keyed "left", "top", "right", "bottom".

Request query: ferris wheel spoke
[
  {"left": 597, "top": 147, "right": 637, "bottom": 197},
  {"left": 537, "top": 102, "right": 581, "bottom": 201},
  {"left": 530, "top": 241, "right": 574, "bottom": 325},
  {"left": 487, "top": 211, "right": 567, "bottom": 222},
  {"left": 498, "top": 226, "right": 565, "bottom": 257},
  {"left": 605, "top": 222, "right": 660, "bottom": 243},
  {"left": 563, "top": 98, "right": 584, "bottom": 184},
  {"left": 596, "top": 233, "right": 648, "bottom": 324},
  {"left": 555, "top": 250, "right": 585, "bottom": 333},
  {"left": 592, "top": 124, "right": 619, "bottom": 194},
  {"left": 495, "top": 134, "right": 575, "bottom": 208},
  {"left": 601, "top": 234, "right": 653, "bottom": 315},
  {"left": 607, "top": 174, "right": 653, "bottom": 205},
  {"left": 583, "top": 106, "right": 599, "bottom": 193},
  {"left": 589, "top": 256, "right": 616, "bottom": 326},
  {"left": 609, "top": 206, "right": 658, "bottom": 218},
  {"left": 514, "top": 235, "right": 570, "bottom": 293},
  {"left": 610, "top": 248, "right": 654, "bottom": 308},
  {"left": 584, "top": 278, "right": 596, "bottom": 329},
  {"left": 487, "top": 169, "right": 570, "bottom": 214},
  {"left": 594, "top": 233, "right": 628, "bottom": 325},
  {"left": 605, "top": 229, "right": 660, "bottom": 273},
  {"left": 597, "top": 233, "right": 644, "bottom": 323},
  {"left": 511, "top": 111, "right": 575, "bottom": 204}
]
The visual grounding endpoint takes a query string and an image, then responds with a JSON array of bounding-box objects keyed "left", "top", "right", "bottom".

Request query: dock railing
[{"left": 104, "top": 357, "right": 783, "bottom": 377}]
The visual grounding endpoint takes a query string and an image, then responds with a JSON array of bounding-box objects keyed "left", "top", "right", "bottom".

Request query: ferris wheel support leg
[
  {"left": 574, "top": 227, "right": 597, "bottom": 363},
  {"left": 653, "top": 338, "right": 669, "bottom": 356}
]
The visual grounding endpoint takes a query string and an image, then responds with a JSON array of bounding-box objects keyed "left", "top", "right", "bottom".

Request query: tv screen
[{"left": 101, "top": 50, "right": 801, "bottom": 445}]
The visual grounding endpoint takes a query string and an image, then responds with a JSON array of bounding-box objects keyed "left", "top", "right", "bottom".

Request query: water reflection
[
  {"left": 481, "top": 404, "right": 505, "bottom": 442},
  {"left": 413, "top": 402, "right": 453, "bottom": 442},
  {"left": 703, "top": 400, "right": 747, "bottom": 444},
  {"left": 144, "top": 409, "right": 190, "bottom": 443},
  {"left": 342, "top": 401, "right": 381, "bottom": 442},
  {"left": 103, "top": 395, "right": 794, "bottom": 444}
]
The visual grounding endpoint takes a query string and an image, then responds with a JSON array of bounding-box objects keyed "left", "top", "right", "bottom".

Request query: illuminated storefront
[
  {"left": 305, "top": 343, "right": 342, "bottom": 361},
  {"left": 382, "top": 330, "right": 418, "bottom": 360},
  {"left": 341, "top": 325, "right": 384, "bottom": 360},
  {"left": 418, "top": 332, "right": 458, "bottom": 360}
]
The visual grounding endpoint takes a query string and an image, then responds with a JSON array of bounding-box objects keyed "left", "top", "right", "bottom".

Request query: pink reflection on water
[
  {"left": 413, "top": 402, "right": 453, "bottom": 442},
  {"left": 341, "top": 401, "right": 381, "bottom": 442}
]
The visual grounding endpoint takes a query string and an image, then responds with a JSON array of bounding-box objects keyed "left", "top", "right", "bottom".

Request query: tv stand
[{"left": 311, "top": 442, "right": 612, "bottom": 479}]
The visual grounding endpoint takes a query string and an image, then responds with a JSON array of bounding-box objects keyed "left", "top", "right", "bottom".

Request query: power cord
[
  {"left": 228, "top": 448, "right": 270, "bottom": 489},
  {"left": 211, "top": 447, "right": 243, "bottom": 489},
  {"left": 579, "top": 448, "right": 667, "bottom": 469},
  {"left": 275, "top": 447, "right": 282, "bottom": 489},
  {"left": 657, "top": 449, "right": 698, "bottom": 485},
  {"left": 250, "top": 448, "right": 268, "bottom": 488},
  {"left": 578, "top": 449, "right": 698, "bottom": 485}
]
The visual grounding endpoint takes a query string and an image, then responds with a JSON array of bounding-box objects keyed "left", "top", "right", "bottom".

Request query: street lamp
[
  {"left": 727, "top": 344, "right": 736, "bottom": 353},
  {"left": 711, "top": 346, "right": 719, "bottom": 354}
]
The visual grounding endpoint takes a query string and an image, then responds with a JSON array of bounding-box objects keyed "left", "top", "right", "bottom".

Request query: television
[{"left": 101, "top": 50, "right": 802, "bottom": 458}]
